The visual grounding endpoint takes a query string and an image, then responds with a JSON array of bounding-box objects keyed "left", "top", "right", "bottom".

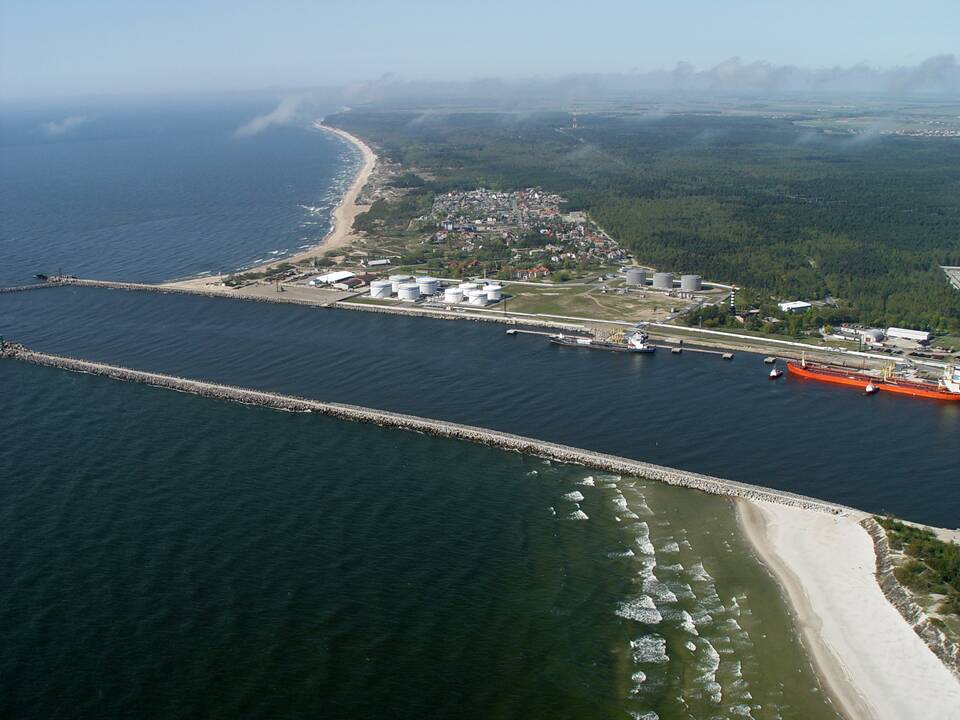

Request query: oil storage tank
[
  {"left": 370, "top": 280, "right": 393, "bottom": 298},
  {"left": 416, "top": 276, "right": 439, "bottom": 295},
  {"left": 443, "top": 287, "right": 464, "bottom": 303},
  {"left": 652, "top": 272, "right": 674, "bottom": 290},
  {"left": 467, "top": 289, "right": 488, "bottom": 306},
  {"left": 458, "top": 282, "right": 480, "bottom": 292},
  {"left": 625, "top": 268, "right": 647, "bottom": 286},
  {"left": 485, "top": 284, "right": 503, "bottom": 302},
  {"left": 390, "top": 274, "right": 412, "bottom": 293},
  {"left": 398, "top": 282, "right": 421, "bottom": 301},
  {"left": 680, "top": 274, "right": 703, "bottom": 292}
]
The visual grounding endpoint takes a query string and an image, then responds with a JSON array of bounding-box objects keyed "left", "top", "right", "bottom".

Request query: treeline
[
  {"left": 878, "top": 516, "right": 960, "bottom": 617},
  {"left": 330, "top": 110, "right": 960, "bottom": 331}
]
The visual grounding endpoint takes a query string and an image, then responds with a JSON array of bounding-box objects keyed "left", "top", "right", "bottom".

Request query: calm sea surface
[
  {"left": 0, "top": 362, "right": 838, "bottom": 719},
  {"left": 3, "top": 287, "right": 957, "bottom": 526},
  {"left": 0, "top": 98, "right": 356, "bottom": 285}
]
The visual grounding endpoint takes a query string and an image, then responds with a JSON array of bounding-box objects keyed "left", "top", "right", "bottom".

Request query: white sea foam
[
  {"left": 630, "top": 634, "right": 668, "bottom": 663},
  {"left": 634, "top": 522, "right": 655, "bottom": 555},
  {"left": 617, "top": 595, "right": 662, "bottom": 624},
  {"left": 637, "top": 556, "right": 657, "bottom": 579},
  {"left": 730, "top": 705, "right": 754, "bottom": 717},
  {"left": 659, "top": 563, "right": 684, "bottom": 573},
  {"left": 562, "top": 490, "right": 585, "bottom": 502},
  {"left": 691, "top": 609, "right": 713, "bottom": 626},
  {"left": 669, "top": 581, "right": 696, "bottom": 601},
  {"left": 622, "top": 511, "right": 640, "bottom": 520},
  {"left": 631, "top": 670, "right": 647, "bottom": 684},
  {"left": 629, "top": 712, "right": 658, "bottom": 720},
  {"left": 689, "top": 562, "right": 713, "bottom": 582},
  {"left": 685, "top": 640, "right": 697, "bottom": 652},
  {"left": 580, "top": 476, "right": 595, "bottom": 487},
  {"left": 548, "top": 506, "right": 556, "bottom": 516},
  {"left": 526, "top": 470, "right": 538, "bottom": 476},
  {"left": 642, "top": 576, "right": 678, "bottom": 604},
  {"left": 660, "top": 541, "right": 680, "bottom": 553},
  {"left": 567, "top": 509, "right": 589, "bottom": 520},
  {"left": 612, "top": 496, "right": 629, "bottom": 512},
  {"left": 607, "top": 549, "right": 636, "bottom": 559}
]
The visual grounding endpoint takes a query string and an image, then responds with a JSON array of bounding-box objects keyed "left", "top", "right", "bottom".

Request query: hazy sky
[{"left": 2, "top": 0, "right": 958, "bottom": 100}]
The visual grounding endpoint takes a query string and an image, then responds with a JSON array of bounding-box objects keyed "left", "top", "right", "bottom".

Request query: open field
[{"left": 500, "top": 282, "right": 715, "bottom": 322}]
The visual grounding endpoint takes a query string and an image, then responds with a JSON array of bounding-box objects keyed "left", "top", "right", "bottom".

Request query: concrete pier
[{"left": 1, "top": 340, "right": 847, "bottom": 515}]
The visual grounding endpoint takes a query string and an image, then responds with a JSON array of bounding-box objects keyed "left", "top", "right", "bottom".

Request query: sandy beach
[
  {"left": 738, "top": 499, "right": 960, "bottom": 720},
  {"left": 163, "top": 123, "right": 376, "bottom": 291}
]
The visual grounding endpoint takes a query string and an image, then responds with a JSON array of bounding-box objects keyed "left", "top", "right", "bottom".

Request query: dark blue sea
[{"left": 0, "top": 96, "right": 357, "bottom": 285}]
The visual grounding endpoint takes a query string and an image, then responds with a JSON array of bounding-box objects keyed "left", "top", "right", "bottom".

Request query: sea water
[
  {"left": 0, "top": 97, "right": 358, "bottom": 285},
  {"left": 0, "top": 362, "right": 840, "bottom": 719}
]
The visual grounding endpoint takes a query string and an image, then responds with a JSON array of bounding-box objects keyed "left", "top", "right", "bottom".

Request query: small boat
[
  {"left": 764, "top": 356, "right": 777, "bottom": 365},
  {"left": 769, "top": 367, "right": 783, "bottom": 379},
  {"left": 865, "top": 382, "right": 878, "bottom": 395}
]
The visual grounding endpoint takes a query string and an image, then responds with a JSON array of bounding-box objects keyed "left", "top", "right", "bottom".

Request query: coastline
[
  {"left": 165, "top": 123, "right": 376, "bottom": 290},
  {"left": 737, "top": 498, "right": 960, "bottom": 720}
]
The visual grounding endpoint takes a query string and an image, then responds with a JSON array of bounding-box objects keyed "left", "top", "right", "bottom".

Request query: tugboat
[{"left": 549, "top": 326, "right": 656, "bottom": 354}]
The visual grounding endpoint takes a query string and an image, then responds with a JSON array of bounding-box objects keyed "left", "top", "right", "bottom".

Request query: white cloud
[
  {"left": 41, "top": 115, "right": 90, "bottom": 135},
  {"left": 234, "top": 95, "right": 304, "bottom": 137}
]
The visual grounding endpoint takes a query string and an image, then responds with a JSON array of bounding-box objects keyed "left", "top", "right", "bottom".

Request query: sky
[{"left": 1, "top": 0, "right": 959, "bottom": 101}]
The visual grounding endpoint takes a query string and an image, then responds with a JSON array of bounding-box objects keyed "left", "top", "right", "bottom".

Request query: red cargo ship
[{"left": 787, "top": 359, "right": 960, "bottom": 401}]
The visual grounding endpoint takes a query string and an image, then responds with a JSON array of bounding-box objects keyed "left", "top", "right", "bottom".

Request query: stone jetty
[{"left": 1, "top": 339, "right": 846, "bottom": 515}]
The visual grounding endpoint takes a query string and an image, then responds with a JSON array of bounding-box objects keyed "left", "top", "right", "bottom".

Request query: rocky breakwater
[
  {"left": 860, "top": 517, "right": 960, "bottom": 679},
  {"left": 1, "top": 341, "right": 848, "bottom": 516}
]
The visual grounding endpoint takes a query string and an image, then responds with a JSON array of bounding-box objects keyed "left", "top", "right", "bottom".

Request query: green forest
[{"left": 330, "top": 110, "right": 960, "bottom": 332}]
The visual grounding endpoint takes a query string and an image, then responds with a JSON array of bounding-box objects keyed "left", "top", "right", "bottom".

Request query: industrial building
[
  {"left": 886, "top": 327, "right": 932, "bottom": 345},
  {"left": 309, "top": 270, "right": 355, "bottom": 286},
  {"left": 778, "top": 301, "right": 812, "bottom": 314}
]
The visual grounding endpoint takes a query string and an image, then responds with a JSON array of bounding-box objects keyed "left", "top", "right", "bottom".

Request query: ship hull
[
  {"left": 787, "top": 362, "right": 960, "bottom": 401},
  {"left": 549, "top": 338, "right": 655, "bottom": 354}
]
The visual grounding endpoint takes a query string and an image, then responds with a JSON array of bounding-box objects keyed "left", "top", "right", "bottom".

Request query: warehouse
[{"left": 886, "top": 327, "right": 932, "bottom": 345}]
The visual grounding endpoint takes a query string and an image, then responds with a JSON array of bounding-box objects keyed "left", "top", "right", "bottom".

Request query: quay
[{"left": 0, "top": 339, "right": 846, "bottom": 516}]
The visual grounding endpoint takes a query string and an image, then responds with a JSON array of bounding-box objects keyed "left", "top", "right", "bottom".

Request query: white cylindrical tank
[
  {"left": 416, "top": 276, "right": 439, "bottom": 295},
  {"left": 370, "top": 280, "right": 392, "bottom": 298},
  {"left": 444, "top": 287, "right": 464, "bottom": 303},
  {"left": 486, "top": 284, "right": 503, "bottom": 302},
  {"left": 458, "top": 282, "right": 480, "bottom": 292},
  {"left": 390, "top": 274, "right": 412, "bottom": 293},
  {"left": 625, "top": 268, "right": 646, "bottom": 286},
  {"left": 467, "top": 289, "right": 487, "bottom": 306},
  {"left": 680, "top": 274, "right": 702, "bottom": 291},
  {"left": 652, "top": 272, "right": 674, "bottom": 290},
  {"left": 398, "top": 282, "right": 421, "bottom": 301}
]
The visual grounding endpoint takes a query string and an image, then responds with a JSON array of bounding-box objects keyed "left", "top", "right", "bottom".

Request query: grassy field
[{"left": 501, "top": 283, "right": 698, "bottom": 322}]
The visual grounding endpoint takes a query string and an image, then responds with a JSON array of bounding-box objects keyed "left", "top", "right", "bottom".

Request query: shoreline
[
  {"left": 5, "top": 339, "right": 960, "bottom": 714},
  {"left": 737, "top": 499, "right": 960, "bottom": 720},
  {"left": 165, "top": 123, "right": 377, "bottom": 290}
]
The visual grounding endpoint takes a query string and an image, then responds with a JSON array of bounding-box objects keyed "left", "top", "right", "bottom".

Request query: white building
[
  {"left": 309, "top": 270, "right": 354, "bottom": 286},
  {"left": 886, "top": 327, "right": 932, "bottom": 344},
  {"left": 778, "top": 301, "right": 812, "bottom": 314}
]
